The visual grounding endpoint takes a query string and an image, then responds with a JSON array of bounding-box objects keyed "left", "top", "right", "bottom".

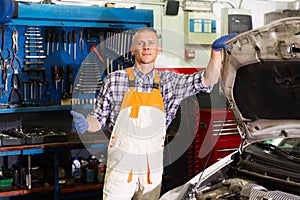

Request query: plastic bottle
[
  {"left": 97, "top": 154, "right": 106, "bottom": 183},
  {"left": 89, "top": 155, "right": 98, "bottom": 181},
  {"left": 13, "top": 169, "right": 19, "bottom": 185},
  {"left": 89, "top": 155, "right": 97, "bottom": 170},
  {"left": 72, "top": 157, "right": 81, "bottom": 178}
]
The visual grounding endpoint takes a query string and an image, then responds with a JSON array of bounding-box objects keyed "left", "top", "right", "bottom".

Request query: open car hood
[{"left": 221, "top": 17, "right": 300, "bottom": 143}]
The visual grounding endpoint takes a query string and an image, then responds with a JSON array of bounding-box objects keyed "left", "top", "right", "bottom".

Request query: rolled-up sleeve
[
  {"left": 198, "top": 70, "right": 213, "bottom": 93},
  {"left": 169, "top": 70, "right": 213, "bottom": 100}
]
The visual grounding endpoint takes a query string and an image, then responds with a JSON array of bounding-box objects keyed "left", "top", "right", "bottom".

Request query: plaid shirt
[{"left": 90, "top": 67, "right": 213, "bottom": 129}]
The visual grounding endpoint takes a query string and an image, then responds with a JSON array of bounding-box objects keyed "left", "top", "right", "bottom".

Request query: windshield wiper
[{"left": 256, "top": 142, "right": 300, "bottom": 163}]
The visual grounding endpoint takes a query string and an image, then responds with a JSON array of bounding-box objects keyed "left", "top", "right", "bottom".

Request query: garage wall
[{"left": 135, "top": 0, "right": 297, "bottom": 69}]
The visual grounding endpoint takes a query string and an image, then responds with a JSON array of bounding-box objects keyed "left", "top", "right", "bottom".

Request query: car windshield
[{"left": 262, "top": 138, "right": 300, "bottom": 159}]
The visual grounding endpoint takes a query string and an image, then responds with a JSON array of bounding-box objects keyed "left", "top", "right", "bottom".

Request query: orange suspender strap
[
  {"left": 125, "top": 67, "right": 160, "bottom": 93},
  {"left": 126, "top": 67, "right": 135, "bottom": 92},
  {"left": 153, "top": 70, "right": 160, "bottom": 94}
]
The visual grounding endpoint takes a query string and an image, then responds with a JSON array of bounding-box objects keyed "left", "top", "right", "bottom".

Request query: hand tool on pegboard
[
  {"left": 55, "top": 32, "right": 60, "bottom": 51},
  {"left": 23, "top": 68, "right": 46, "bottom": 100},
  {"left": 53, "top": 65, "right": 59, "bottom": 90},
  {"left": 60, "top": 65, "right": 71, "bottom": 105},
  {"left": 12, "top": 29, "right": 18, "bottom": 54},
  {"left": 23, "top": 82, "right": 28, "bottom": 101},
  {"left": 23, "top": 67, "right": 46, "bottom": 78},
  {"left": 73, "top": 30, "right": 77, "bottom": 60},
  {"left": 8, "top": 55, "right": 22, "bottom": 107},
  {"left": 122, "top": 31, "right": 128, "bottom": 62},
  {"left": 60, "top": 66, "right": 65, "bottom": 94},
  {"left": 38, "top": 81, "right": 43, "bottom": 100},
  {"left": 29, "top": 77, "right": 40, "bottom": 100},
  {"left": 86, "top": 29, "right": 97, "bottom": 43},
  {"left": 0, "top": 48, "right": 11, "bottom": 92},
  {"left": 45, "top": 29, "right": 51, "bottom": 56},
  {"left": 8, "top": 29, "right": 23, "bottom": 107},
  {"left": 67, "top": 64, "right": 73, "bottom": 95},
  {"left": 75, "top": 58, "right": 102, "bottom": 95},
  {"left": 68, "top": 31, "right": 72, "bottom": 55},
  {"left": 117, "top": 31, "right": 121, "bottom": 56},
  {"left": 62, "top": 31, "right": 67, "bottom": 51},
  {"left": 51, "top": 30, "right": 56, "bottom": 54},
  {"left": 127, "top": 31, "right": 134, "bottom": 65},
  {"left": 24, "top": 27, "right": 45, "bottom": 68},
  {"left": 79, "top": 28, "right": 84, "bottom": 52}
]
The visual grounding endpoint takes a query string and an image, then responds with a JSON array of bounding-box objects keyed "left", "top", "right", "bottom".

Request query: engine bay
[{"left": 188, "top": 142, "right": 300, "bottom": 200}]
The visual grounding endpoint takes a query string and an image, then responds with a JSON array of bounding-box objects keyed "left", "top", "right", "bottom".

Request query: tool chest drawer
[
  {"left": 188, "top": 109, "right": 241, "bottom": 177},
  {"left": 0, "top": 2, "right": 153, "bottom": 113}
]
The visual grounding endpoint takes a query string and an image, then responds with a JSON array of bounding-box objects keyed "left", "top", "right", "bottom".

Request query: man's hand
[
  {"left": 204, "top": 33, "right": 237, "bottom": 86},
  {"left": 70, "top": 110, "right": 88, "bottom": 134},
  {"left": 212, "top": 33, "right": 237, "bottom": 51}
]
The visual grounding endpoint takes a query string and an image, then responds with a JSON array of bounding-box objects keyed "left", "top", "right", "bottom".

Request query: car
[{"left": 160, "top": 17, "right": 300, "bottom": 200}]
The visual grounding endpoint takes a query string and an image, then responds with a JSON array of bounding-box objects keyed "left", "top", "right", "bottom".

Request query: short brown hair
[{"left": 131, "top": 27, "right": 159, "bottom": 45}]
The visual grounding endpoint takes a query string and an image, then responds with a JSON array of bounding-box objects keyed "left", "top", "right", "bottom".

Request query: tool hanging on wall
[
  {"left": 56, "top": 32, "right": 60, "bottom": 51},
  {"left": 51, "top": 30, "right": 56, "bottom": 54},
  {"left": 9, "top": 30, "right": 23, "bottom": 107},
  {"left": 62, "top": 31, "right": 67, "bottom": 52},
  {"left": 79, "top": 28, "right": 84, "bottom": 52},
  {"left": 46, "top": 29, "right": 51, "bottom": 56},
  {"left": 8, "top": 55, "right": 22, "bottom": 107},
  {"left": 60, "top": 66, "right": 65, "bottom": 94},
  {"left": 67, "top": 64, "right": 72, "bottom": 95},
  {"left": 2, "top": 27, "right": 137, "bottom": 106},
  {"left": 23, "top": 27, "right": 47, "bottom": 103},
  {"left": 24, "top": 27, "right": 45, "bottom": 68},
  {"left": 0, "top": 48, "right": 11, "bottom": 93},
  {"left": 53, "top": 65, "right": 59, "bottom": 90},
  {"left": 73, "top": 30, "right": 77, "bottom": 60},
  {"left": 68, "top": 31, "right": 72, "bottom": 55},
  {"left": 12, "top": 30, "right": 18, "bottom": 55}
]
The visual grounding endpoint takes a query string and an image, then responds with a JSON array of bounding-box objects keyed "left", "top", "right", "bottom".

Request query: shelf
[
  {"left": 0, "top": 104, "right": 95, "bottom": 114},
  {"left": 0, "top": 133, "right": 109, "bottom": 155},
  {"left": 0, "top": 185, "right": 55, "bottom": 197},
  {"left": 0, "top": 134, "right": 108, "bottom": 198},
  {"left": 0, "top": 150, "right": 22, "bottom": 156},
  {"left": 23, "top": 185, "right": 55, "bottom": 195},
  {"left": 9, "top": 2, "right": 153, "bottom": 28},
  {"left": 60, "top": 182, "right": 103, "bottom": 194},
  {"left": 0, "top": 105, "right": 71, "bottom": 114}
]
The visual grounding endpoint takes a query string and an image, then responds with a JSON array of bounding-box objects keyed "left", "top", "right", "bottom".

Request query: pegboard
[{"left": 0, "top": 2, "right": 153, "bottom": 112}]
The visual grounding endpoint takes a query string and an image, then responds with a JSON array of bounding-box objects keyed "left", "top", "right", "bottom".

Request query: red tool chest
[{"left": 188, "top": 109, "right": 241, "bottom": 178}]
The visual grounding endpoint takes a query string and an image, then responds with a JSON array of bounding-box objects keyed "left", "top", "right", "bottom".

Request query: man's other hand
[
  {"left": 212, "top": 33, "right": 238, "bottom": 51},
  {"left": 70, "top": 110, "right": 88, "bottom": 134}
]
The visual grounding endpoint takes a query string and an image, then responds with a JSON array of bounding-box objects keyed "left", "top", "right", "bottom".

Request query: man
[{"left": 70, "top": 28, "right": 236, "bottom": 200}]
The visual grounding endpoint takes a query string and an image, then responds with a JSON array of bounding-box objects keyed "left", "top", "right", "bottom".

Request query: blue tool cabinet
[
  {"left": 1, "top": 1, "right": 153, "bottom": 111},
  {"left": 0, "top": 2, "right": 153, "bottom": 199}
]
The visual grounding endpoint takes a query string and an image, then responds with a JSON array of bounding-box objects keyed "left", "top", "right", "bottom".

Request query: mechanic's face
[{"left": 130, "top": 30, "right": 161, "bottom": 67}]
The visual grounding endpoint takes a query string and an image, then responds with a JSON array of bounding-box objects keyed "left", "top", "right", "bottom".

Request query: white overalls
[{"left": 103, "top": 67, "right": 166, "bottom": 200}]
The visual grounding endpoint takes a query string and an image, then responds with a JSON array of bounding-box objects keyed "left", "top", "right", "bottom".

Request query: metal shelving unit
[
  {"left": 0, "top": 1, "right": 153, "bottom": 113},
  {"left": 0, "top": 2, "right": 153, "bottom": 199},
  {"left": 0, "top": 135, "right": 108, "bottom": 199}
]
